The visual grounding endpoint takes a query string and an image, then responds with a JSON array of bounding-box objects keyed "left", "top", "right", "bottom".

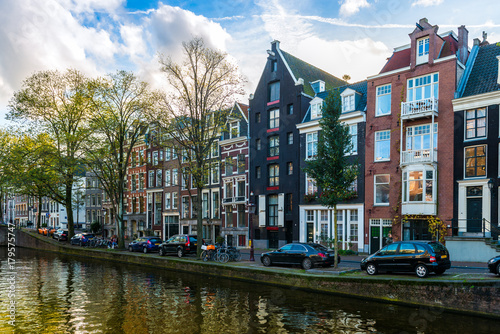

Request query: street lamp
[{"left": 247, "top": 202, "right": 256, "bottom": 261}]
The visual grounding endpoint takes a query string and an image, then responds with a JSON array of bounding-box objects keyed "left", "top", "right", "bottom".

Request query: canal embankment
[{"left": 2, "top": 226, "right": 499, "bottom": 319}]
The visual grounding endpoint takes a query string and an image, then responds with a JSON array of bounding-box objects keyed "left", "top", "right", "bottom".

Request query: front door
[
  {"left": 370, "top": 226, "right": 381, "bottom": 254},
  {"left": 285, "top": 220, "right": 293, "bottom": 243},
  {"left": 467, "top": 198, "right": 482, "bottom": 232},
  {"left": 268, "top": 231, "right": 279, "bottom": 249},
  {"left": 306, "top": 223, "right": 314, "bottom": 243}
]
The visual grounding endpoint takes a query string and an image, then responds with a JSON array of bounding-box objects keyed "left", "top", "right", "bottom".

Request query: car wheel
[
  {"left": 496, "top": 263, "right": 500, "bottom": 276},
  {"left": 262, "top": 255, "right": 272, "bottom": 267},
  {"left": 434, "top": 268, "right": 446, "bottom": 275},
  {"left": 415, "top": 264, "right": 429, "bottom": 278},
  {"left": 159, "top": 248, "right": 164, "bottom": 256},
  {"left": 177, "top": 248, "right": 183, "bottom": 258},
  {"left": 129, "top": 246, "right": 133, "bottom": 252},
  {"left": 143, "top": 247, "right": 148, "bottom": 254},
  {"left": 366, "top": 263, "right": 378, "bottom": 275},
  {"left": 301, "top": 258, "right": 313, "bottom": 270}
]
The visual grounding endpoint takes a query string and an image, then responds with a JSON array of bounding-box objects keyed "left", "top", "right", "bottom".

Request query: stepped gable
[{"left": 462, "top": 43, "right": 500, "bottom": 97}]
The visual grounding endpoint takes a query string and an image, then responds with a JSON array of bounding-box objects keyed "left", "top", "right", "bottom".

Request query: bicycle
[{"left": 201, "top": 244, "right": 217, "bottom": 261}]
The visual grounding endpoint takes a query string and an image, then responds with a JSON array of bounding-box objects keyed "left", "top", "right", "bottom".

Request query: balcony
[
  {"left": 402, "top": 202, "right": 437, "bottom": 216},
  {"left": 223, "top": 198, "right": 233, "bottom": 204},
  {"left": 401, "top": 97, "right": 438, "bottom": 120},
  {"left": 401, "top": 149, "right": 437, "bottom": 166}
]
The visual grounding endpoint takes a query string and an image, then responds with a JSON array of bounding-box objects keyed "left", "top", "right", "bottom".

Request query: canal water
[{"left": 0, "top": 248, "right": 497, "bottom": 334}]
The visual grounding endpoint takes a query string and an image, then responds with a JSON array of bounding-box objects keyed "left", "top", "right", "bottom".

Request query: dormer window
[
  {"left": 417, "top": 37, "right": 429, "bottom": 65},
  {"left": 311, "top": 102, "right": 322, "bottom": 119},
  {"left": 230, "top": 121, "right": 239, "bottom": 138},
  {"left": 342, "top": 94, "right": 355, "bottom": 113},
  {"left": 271, "top": 59, "right": 277, "bottom": 72}
]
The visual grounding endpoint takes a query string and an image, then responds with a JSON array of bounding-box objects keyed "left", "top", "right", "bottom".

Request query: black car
[
  {"left": 70, "top": 233, "right": 95, "bottom": 246},
  {"left": 487, "top": 255, "right": 500, "bottom": 276},
  {"left": 158, "top": 234, "right": 197, "bottom": 258},
  {"left": 360, "top": 240, "right": 451, "bottom": 278},
  {"left": 53, "top": 229, "right": 68, "bottom": 241},
  {"left": 128, "top": 236, "right": 162, "bottom": 253},
  {"left": 260, "top": 243, "right": 341, "bottom": 270}
]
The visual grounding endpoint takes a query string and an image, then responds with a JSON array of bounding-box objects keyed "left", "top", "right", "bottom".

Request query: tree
[
  {"left": 303, "top": 90, "right": 358, "bottom": 268},
  {"left": 148, "top": 37, "right": 244, "bottom": 256},
  {"left": 342, "top": 74, "right": 351, "bottom": 83},
  {"left": 8, "top": 69, "right": 94, "bottom": 238},
  {"left": 85, "top": 71, "right": 153, "bottom": 249}
]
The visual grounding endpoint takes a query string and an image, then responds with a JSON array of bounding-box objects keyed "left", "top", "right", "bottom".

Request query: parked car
[
  {"left": 70, "top": 233, "right": 95, "bottom": 246},
  {"left": 158, "top": 234, "right": 198, "bottom": 257},
  {"left": 53, "top": 229, "right": 68, "bottom": 241},
  {"left": 128, "top": 236, "right": 163, "bottom": 253},
  {"left": 260, "top": 243, "right": 341, "bottom": 270},
  {"left": 487, "top": 255, "right": 500, "bottom": 276},
  {"left": 360, "top": 240, "right": 451, "bottom": 278}
]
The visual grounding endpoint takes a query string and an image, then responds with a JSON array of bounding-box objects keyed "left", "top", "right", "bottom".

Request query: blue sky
[{"left": 1, "top": 0, "right": 500, "bottom": 124}]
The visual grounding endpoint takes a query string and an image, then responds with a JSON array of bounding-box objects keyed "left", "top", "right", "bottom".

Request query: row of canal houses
[{"left": 8, "top": 18, "right": 500, "bottom": 261}]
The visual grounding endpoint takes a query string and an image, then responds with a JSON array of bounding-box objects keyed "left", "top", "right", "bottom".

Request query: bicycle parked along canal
[{"left": 201, "top": 243, "right": 241, "bottom": 263}]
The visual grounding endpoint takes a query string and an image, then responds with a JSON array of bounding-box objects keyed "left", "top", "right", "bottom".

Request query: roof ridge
[{"left": 279, "top": 49, "right": 343, "bottom": 82}]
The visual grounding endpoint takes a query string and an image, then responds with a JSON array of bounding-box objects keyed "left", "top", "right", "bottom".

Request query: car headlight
[{"left": 488, "top": 258, "right": 496, "bottom": 264}]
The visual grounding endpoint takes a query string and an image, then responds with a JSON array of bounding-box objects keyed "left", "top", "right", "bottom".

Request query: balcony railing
[
  {"left": 234, "top": 196, "right": 246, "bottom": 203},
  {"left": 401, "top": 97, "right": 438, "bottom": 119},
  {"left": 223, "top": 198, "right": 233, "bottom": 204},
  {"left": 401, "top": 149, "right": 437, "bottom": 165}
]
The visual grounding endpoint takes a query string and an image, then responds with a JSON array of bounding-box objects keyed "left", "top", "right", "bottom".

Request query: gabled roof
[
  {"left": 237, "top": 103, "right": 249, "bottom": 120},
  {"left": 301, "top": 80, "right": 367, "bottom": 123},
  {"left": 280, "top": 50, "right": 346, "bottom": 96},
  {"left": 462, "top": 43, "right": 500, "bottom": 98}
]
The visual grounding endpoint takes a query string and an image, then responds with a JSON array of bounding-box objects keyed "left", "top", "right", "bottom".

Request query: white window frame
[
  {"left": 375, "top": 130, "right": 390, "bottom": 161},
  {"left": 342, "top": 94, "right": 355, "bottom": 113},
  {"left": 406, "top": 123, "right": 438, "bottom": 151},
  {"left": 306, "top": 132, "right": 318, "bottom": 160},
  {"left": 402, "top": 167, "right": 435, "bottom": 203},
  {"left": 306, "top": 174, "right": 317, "bottom": 195},
  {"left": 416, "top": 36, "right": 429, "bottom": 65},
  {"left": 165, "top": 170, "right": 171, "bottom": 187},
  {"left": 465, "top": 108, "right": 487, "bottom": 140},
  {"left": 376, "top": 84, "right": 391, "bottom": 116},
  {"left": 311, "top": 102, "right": 322, "bottom": 119},
  {"left": 407, "top": 73, "right": 439, "bottom": 102},
  {"left": 165, "top": 193, "right": 171, "bottom": 209},
  {"left": 347, "top": 124, "right": 358, "bottom": 155},
  {"left": 230, "top": 121, "right": 239, "bottom": 138},
  {"left": 374, "top": 174, "right": 390, "bottom": 206}
]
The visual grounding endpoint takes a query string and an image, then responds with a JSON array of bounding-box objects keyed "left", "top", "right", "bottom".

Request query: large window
[
  {"left": 172, "top": 169, "right": 178, "bottom": 186},
  {"left": 268, "top": 195, "right": 278, "bottom": 226},
  {"left": 417, "top": 37, "right": 429, "bottom": 64},
  {"left": 268, "top": 82, "right": 280, "bottom": 102},
  {"left": 165, "top": 193, "right": 171, "bottom": 209},
  {"left": 465, "top": 145, "right": 486, "bottom": 178},
  {"left": 156, "top": 169, "right": 162, "bottom": 187},
  {"left": 269, "top": 108, "right": 279, "bottom": 129},
  {"left": 225, "top": 181, "right": 233, "bottom": 199},
  {"left": 406, "top": 124, "right": 437, "bottom": 151},
  {"left": 149, "top": 170, "right": 155, "bottom": 187},
  {"left": 348, "top": 124, "right": 358, "bottom": 155},
  {"left": 230, "top": 121, "right": 239, "bottom": 138},
  {"left": 407, "top": 73, "right": 439, "bottom": 102},
  {"left": 268, "top": 164, "right": 279, "bottom": 187},
  {"left": 342, "top": 95, "right": 354, "bottom": 113},
  {"left": 466, "top": 108, "right": 486, "bottom": 140},
  {"left": 375, "top": 130, "right": 390, "bottom": 161},
  {"left": 211, "top": 163, "right": 219, "bottom": 184},
  {"left": 212, "top": 192, "right": 220, "bottom": 218},
  {"left": 225, "top": 157, "right": 233, "bottom": 175},
  {"left": 403, "top": 169, "right": 434, "bottom": 202},
  {"left": 376, "top": 84, "right": 391, "bottom": 116},
  {"left": 165, "top": 170, "right": 171, "bottom": 187},
  {"left": 268, "top": 135, "right": 279, "bottom": 157},
  {"left": 306, "top": 132, "right": 318, "bottom": 159},
  {"left": 306, "top": 174, "right": 317, "bottom": 195},
  {"left": 311, "top": 102, "right": 322, "bottom": 119},
  {"left": 375, "top": 175, "right": 390, "bottom": 205}
]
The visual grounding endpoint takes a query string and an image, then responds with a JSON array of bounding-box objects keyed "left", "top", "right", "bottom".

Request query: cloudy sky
[{"left": 1, "top": 0, "right": 500, "bottom": 125}]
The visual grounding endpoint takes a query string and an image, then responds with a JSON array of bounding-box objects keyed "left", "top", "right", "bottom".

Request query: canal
[{"left": 0, "top": 248, "right": 497, "bottom": 333}]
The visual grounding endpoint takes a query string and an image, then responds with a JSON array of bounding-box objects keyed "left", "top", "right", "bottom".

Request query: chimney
[
  {"left": 310, "top": 80, "right": 325, "bottom": 94},
  {"left": 473, "top": 38, "right": 480, "bottom": 46},
  {"left": 497, "top": 56, "right": 500, "bottom": 86},
  {"left": 271, "top": 40, "right": 280, "bottom": 52},
  {"left": 457, "top": 25, "right": 469, "bottom": 64}
]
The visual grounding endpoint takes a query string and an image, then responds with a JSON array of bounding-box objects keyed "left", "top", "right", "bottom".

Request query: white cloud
[
  {"left": 339, "top": 0, "right": 370, "bottom": 17},
  {"left": 411, "top": 0, "right": 444, "bottom": 7}
]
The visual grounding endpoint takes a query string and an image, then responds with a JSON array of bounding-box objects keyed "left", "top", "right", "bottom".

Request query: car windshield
[
  {"left": 429, "top": 242, "right": 447, "bottom": 253},
  {"left": 307, "top": 243, "right": 329, "bottom": 251}
]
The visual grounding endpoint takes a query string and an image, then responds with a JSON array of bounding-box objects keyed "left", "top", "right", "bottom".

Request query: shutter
[
  {"left": 278, "top": 193, "right": 284, "bottom": 227},
  {"left": 258, "top": 195, "right": 266, "bottom": 227}
]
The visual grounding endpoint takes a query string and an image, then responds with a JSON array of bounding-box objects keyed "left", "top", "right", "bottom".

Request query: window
[
  {"left": 165, "top": 147, "right": 171, "bottom": 160},
  {"left": 466, "top": 108, "right": 486, "bottom": 139},
  {"left": 375, "top": 130, "right": 390, "bottom": 161},
  {"left": 225, "top": 181, "right": 233, "bottom": 199},
  {"left": 268, "top": 81, "right": 280, "bottom": 103},
  {"left": 268, "top": 164, "right": 279, "bottom": 186},
  {"left": 131, "top": 174, "right": 137, "bottom": 191},
  {"left": 159, "top": 150, "right": 163, "bottom": 161},
  {"left": 202, "top": 193, "right": 209, "bottom": 218},
  {"left": 287, "top": 104, "right": 293, "bottom": 115},
  {"left": 181, "top": 169, "right": 187, "bottom": 189},
  {"left": 417, "top": 37, "right": 429, "bottom": 64},
  {"left": 465, "top": 145, "right": 486, "bottom": 177},
  {"left": 269, "top": 108, "right": 279, "bottom": 129},
  {"left": 256, "top": 112, "right": 261, "bottom": 123},
  {"left": 271, "top": 59, "right": 277, "bottom": 72},
  {"left": 237, "top": 154, "right": 245, "bottom": 174},
  {"left": 147, "top": 152, "right": 151, "bottom": 164},
  {"left": 226, "top": 206, "right": 233, "bottom": 227},
  {"left": 172, "top": 192, "right": 178, "bottom": 209},
  {"left": 237, "top": 181, "right": 245, "bottom": 198},
  {"left": 211, "top": 163, "right": 219, "bottom": 184},
  {"left": 407, "top": 73, "right": 439, "bottom": 102},
  {"left": 406, "top": 124, "right": 438, "bottom": 152},
  {"left": 403, "top": 169, "right": 434, "bottom": 202},
  {"left": 211, "top": 141, "right": 219, "bottom": 157},
  {"left": 256, "top": 166, "right": 261, "bottom": 179},
  {"left": 306, "top": 174, "right": 317, "bottom": 195},
  {"left": 306, "top": 132, "right": 318, "bottom": 159},
  {"left": 268, "top": 135, "right": 279, "bottom": 157},
  {"left": 237, "top": 204, "right": 245, "bottom": 227},
  {"left": 342, "top": 95, "right": 355, "bottom": 112},
  {"left": 348, "top": 124, "right": 358, "bottom": 155},
  {"left": 311, "top": 102, "right": 322, "bottom": 119},
  {"left": 156, "top": 169, "right": 162, "bottom": 187},
  {"left": 256, "top": 139, "right": 261, "bottom": 150},
  {"left": 375, "top": 175, "right": 390, "bottom": 205},
  {"left": 165, "top": 170, "right": 171, "bottom": 187},
  {"left": 172, "top": 169, "right": 178, "bottom": 186},
  {"left": 165, "top": 193, "right": 171, "bottom": 209},
  {"left": 225, "top": 157, "right": 233, "bottom": 175},
  {"left": 139, "top": 173, "right": 145, "bottom": 190},
  {"left": 287, "top": 162, "right": 293, "bottom": 175},
  {"left": 376, "top": 84, "right": 391, "bottom": 116},
  {"left": 350, "top": 223, "right": 358, "bottom": 242},
  {"left": 287, "top": 132, "right": 293, "bottom": 145},
  {"left": 268, "top": 195, "right": 278, "bottom": 226},
  {"left": 212, "top": 192, "right": 220, "bottom": 218},
  {"left": 149, "top": 170, "right": 155, "bottom": 187},
  {"left": 285, "top": 193, "right": 292, "bottom": 214},
  {"left": 230, "top": 121, "right": 239, "bottom": 138},
  {"left": 182, "top": 196, "right": 190, "bottom": 219}
]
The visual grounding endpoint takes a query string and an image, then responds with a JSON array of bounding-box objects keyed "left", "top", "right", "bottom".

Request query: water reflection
[{"left": 0, "top": 248, "right": 497, "bottom": 333}]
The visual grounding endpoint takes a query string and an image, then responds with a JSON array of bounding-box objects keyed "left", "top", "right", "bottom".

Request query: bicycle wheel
[
  {"left": 219, "top": 253, "right": 229, "bottom": 263},
  {"left": 201, "top": 250, "right": 207, "bottom": 261},
  {"left": 234, "top": 250, "right": 242, "bottom": 262}
]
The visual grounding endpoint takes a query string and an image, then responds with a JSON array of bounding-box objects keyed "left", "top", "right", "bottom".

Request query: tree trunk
[
  {"left": 66, "top": 181, "right": 75, "bottom": 238},
  {"left": 37, "top": 194, "right": 42, "bottom": 230},
  {"left": 117, "top": 191, "right": 125, "bottom": 249},
  {"left": 333, "top": 204, "right": 339, "bottom": 268},
  {"left": 196, "top": 187, "right": 203, "bottom": 257}
]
